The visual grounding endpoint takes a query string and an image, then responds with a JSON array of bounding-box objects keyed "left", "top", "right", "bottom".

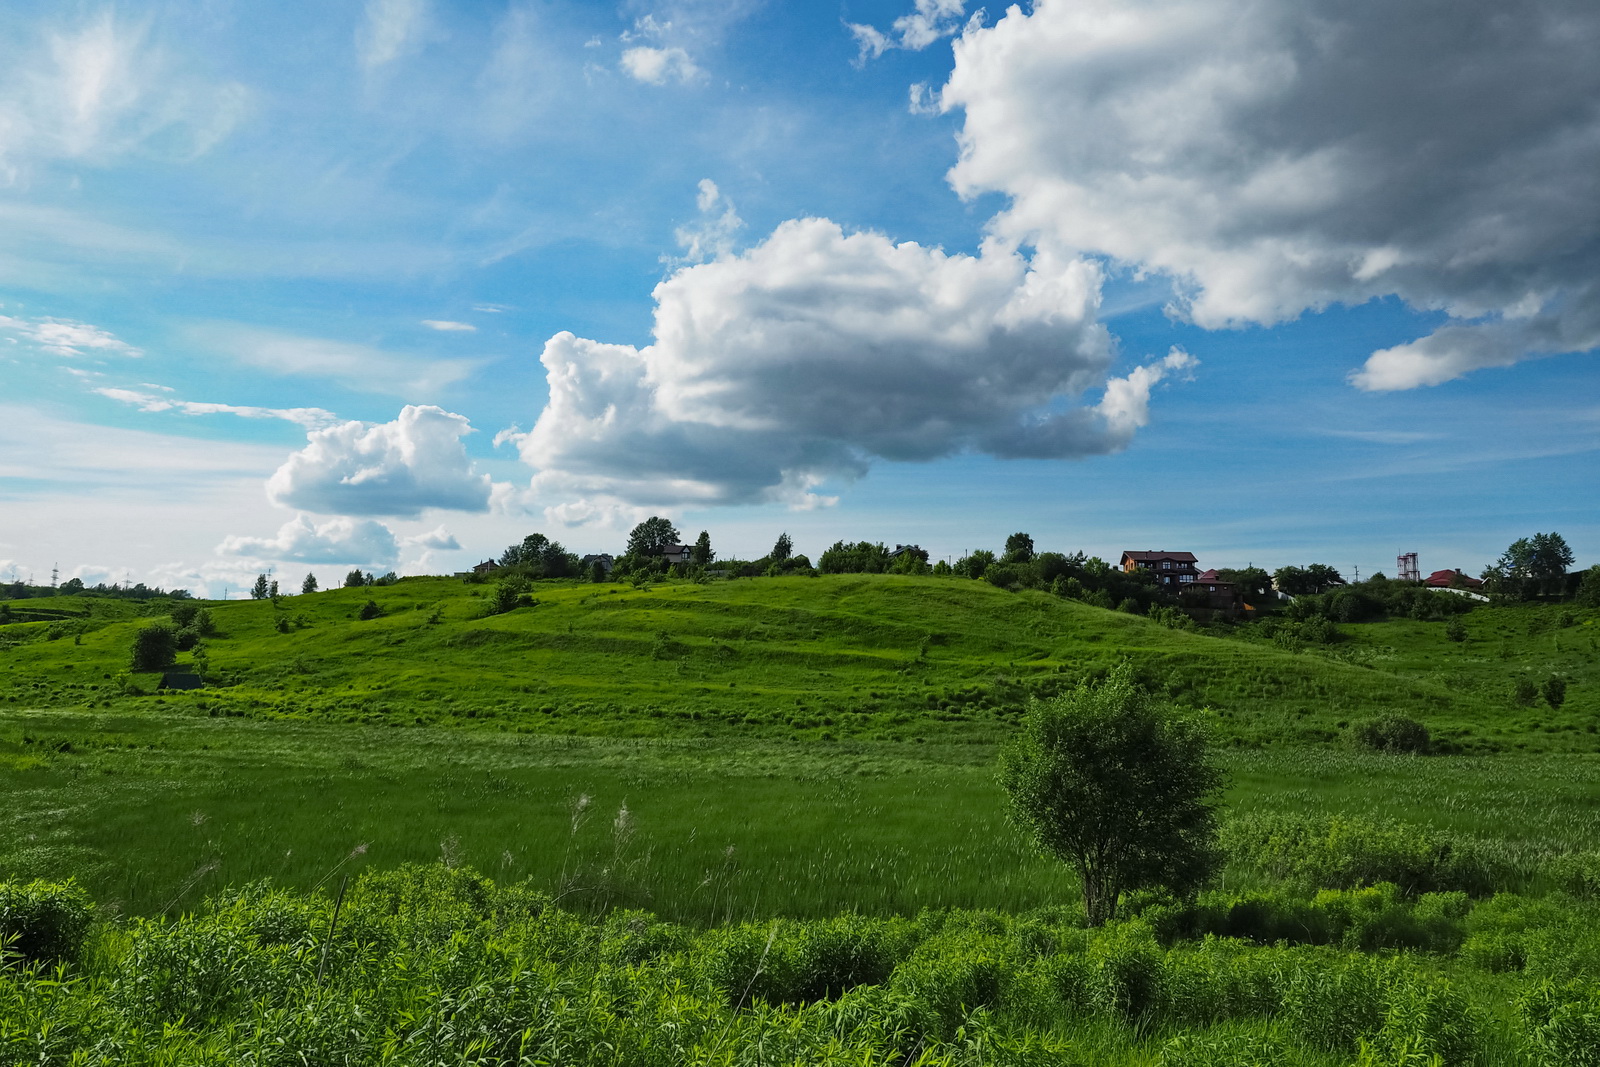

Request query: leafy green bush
[
  {"left": 129, "top": 621, "right": 178, "bottom": 671},
  {"left": 0, "top": 880, "right": 94, "bottom": 965},
  {"left": 1352, "top": 713, "right": 1430, "bottom": 754},
  {"left": 1520, "top": 980, "right": 1600, "bottom": 1067},
  {"left": 357, "top": 599, "right": 382, "bottom": 621},
  {"left": 1159, "top": 1024, "right": 1292, "bottom": 1067},
  {"left": 1221, "top": 813, "right": 1520, "bottom": 896}
]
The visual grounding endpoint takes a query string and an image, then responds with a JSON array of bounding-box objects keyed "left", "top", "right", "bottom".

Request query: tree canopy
[
  {"left": 692, "top": 531, "right": 714, "bottom": 567},
  {"left": 1484, "top": 532, "right": 1574, "bottom": 599},
  {"left": 626, "top": 517, "right": 682, "bottom": 557},
  {"left": 1272, "top": 564, "right": 1344, "bottom": 596},
  {"left": 998, "top": 665, "right": 1222, "bottom": 926},
  {"left": 130, "top": 622, "right": 178, "bottom": 672},
  {"left": 499, "top": 533, "right": 578, "bottom": 578},
  {"left": 1003, "top": 532, "right": 1035, "bottom": 564}
]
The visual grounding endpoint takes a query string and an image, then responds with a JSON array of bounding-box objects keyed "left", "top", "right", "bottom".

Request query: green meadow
[
  {"left": 3, "top": 574, "right": 1598, "bottom": 1064},
  {"left": 4, "top": 574, "right": 1596, "bottom": 748}
]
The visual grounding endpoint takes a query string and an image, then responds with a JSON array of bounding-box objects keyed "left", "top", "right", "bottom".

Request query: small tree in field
[
  {"left": 692, "top": 530, "right": 714, "bottom": 566},
  {"left": 130, "top": 622, "right": 178, "bottom": 671},
  {"left": 301, "top": 573, "right": 318, "bottom": 595},
  {"left": 250, "top": 573, "right": 270, "bottom": 600},
  {"left": 998, "top": 665, "right": 1222, "bottom": 926}
]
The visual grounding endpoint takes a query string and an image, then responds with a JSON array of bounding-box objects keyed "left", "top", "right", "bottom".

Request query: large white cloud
[
  {"left": 939, "top": 0, "right": 1600, "bottom": 389},
  {"left": 267, "top": 404, "right": 493, "bottom": 517},
  {"left": 511, "top": 217, "right": 1191, "bottom": 509},
  {"left": 218, "top": 515, "right": 400, "bottom": 566}
]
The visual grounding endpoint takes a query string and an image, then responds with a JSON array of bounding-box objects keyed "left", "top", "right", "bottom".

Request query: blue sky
[{"left": 1, "top": 0, "right": 1595, "bottom": 595}]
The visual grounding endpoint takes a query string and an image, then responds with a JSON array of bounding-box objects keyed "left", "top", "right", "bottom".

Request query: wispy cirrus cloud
[
  {"left": 0, "top": 314, "right": 141, "bottom": 358},
  {"left": 357, "top": 0, "right": 430, "bottom": 71},
  {"left": 189, "top": 322, "right": 483, "bottom": 399},
  {"left": 0, "top": 8, "right": 248, "bottom": 179},
  {"left": 94, "top": 386, "right": 339, "bottom": 429}
]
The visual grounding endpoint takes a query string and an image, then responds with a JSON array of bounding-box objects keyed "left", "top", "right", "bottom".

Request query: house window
[
  {"left": 1180, "top": 574, "right": 1194, "bottom": 583},
  {"left": 1162, "top": 561, "right": 1171, "bottom": 570}
]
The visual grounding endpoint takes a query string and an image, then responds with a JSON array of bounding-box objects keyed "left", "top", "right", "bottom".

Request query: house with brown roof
[
  {"left": 1191, "top": 569, "right": 1247, "bottom": 613},
  {"left": 1119, "top": 550, "right": 1200, "bottom": 591}
]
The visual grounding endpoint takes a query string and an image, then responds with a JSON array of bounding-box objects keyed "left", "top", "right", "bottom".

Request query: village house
[
  {"left": 1425, "top": 568, "right": 1484, "bottom": 590},
  {"left": 1119, "top": 550, "right": 1200, "bottom": 590},
  {"left": 648, "top": 544, "right": 695, "bottom": 566},
  {"left": 1192, "top": 569, "right": 1247, "bottom": 614}
]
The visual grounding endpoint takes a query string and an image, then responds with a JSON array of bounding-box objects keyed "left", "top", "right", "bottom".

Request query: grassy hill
[{"left": 3, "top": 574, "right": 1594, "bottom": 750}]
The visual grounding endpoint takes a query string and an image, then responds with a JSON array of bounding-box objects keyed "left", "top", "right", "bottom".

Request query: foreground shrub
[
  {"left": 1520, "top": 980, "right": 1600, "bottom": 1067},
  {"left": 1159, "top": 1024, "right": 1293, "bottom": 1067},
  {"left": 0, "top": 880, "right": 93, "bottom": 965}
]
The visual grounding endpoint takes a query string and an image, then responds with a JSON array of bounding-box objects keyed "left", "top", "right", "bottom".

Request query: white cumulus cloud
[
  {"left": 939, "top": 0, "right": 1600, "bottom": 389},
  {"left": 669, "top": 179, "right": 743, "bottom": 264},
  {"left": 218, "top": 515, "right": 400, "bottom": 566},
  {"left": 403, "top": 525, "right": 460, "bottom": 550},
  {"left": 268, "top": 404, "right": 495, "bottom": 518},
  {"left": 849, "top": 0, "right": 970, "bottom": 62},
  {"left": 620, "top": 45, "right": 702, "bottom": 85},
  {"left": 509, "top": 217, "right": 1188, "bottom": 511}
]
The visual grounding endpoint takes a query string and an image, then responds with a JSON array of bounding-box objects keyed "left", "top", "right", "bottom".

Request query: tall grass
[
  {"left": 5, "top": 708, "right": 1600, "bottom": 919},
  {"left": 6, "top": 866, "right": 1596, "bottom": 1065}
]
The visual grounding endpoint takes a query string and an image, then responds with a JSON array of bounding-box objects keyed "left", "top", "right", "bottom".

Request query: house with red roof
[{"left": 1425, "top": 569, "right": 1484, "bottom": 590}]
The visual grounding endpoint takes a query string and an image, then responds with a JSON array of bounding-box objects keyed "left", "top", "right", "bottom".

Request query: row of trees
[
  {"left": 472, "top": 523, "right": 1596, "bottom": 620},
  {"left": 242, "top": 570, "right": 397, "bottom": 601},
  {"left": 2, "top": 578, "right": 192, "bottom": 601}
]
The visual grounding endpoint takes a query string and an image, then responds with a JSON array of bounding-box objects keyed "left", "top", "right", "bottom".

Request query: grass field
[
  {"left": 3, "top": 574, "right": 1595, "bottom": 750},
  {"left": 4, "top": 704, "right": 1597, "bottom": 921},
  {"left": 4, "top": 574, "right": 1598, "bottom": 1064}
]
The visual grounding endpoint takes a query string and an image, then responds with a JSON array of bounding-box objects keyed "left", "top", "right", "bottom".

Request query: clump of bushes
[
  {"left": 1219, "top": 812, "right": 1527, "bottom": 896},
  {"left": 1352, "top": 713, "right": 1430, "bottom": 754},
  {"left": 0, "top": 879, "right": 94, "bottom": 965},
  {"left": 15, "top": 864, "right": 1600, "bottom": 1065},
  {"left": 129, "top": 621, "right": 178, "bottom": 671}
]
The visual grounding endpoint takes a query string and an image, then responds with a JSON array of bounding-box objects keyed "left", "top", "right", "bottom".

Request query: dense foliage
[
  {"left": 4, "top": 864, "right": 1600, "bottom": 1066},
  {"left": 1000, "top": 669, "right": 1222, "bottom": 925}
]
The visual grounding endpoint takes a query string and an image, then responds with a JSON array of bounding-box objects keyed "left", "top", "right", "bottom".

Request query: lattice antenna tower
[
  {"left": 51, "top": 564, "right": 58, "bottom": 588},
  {"left": 1397, "top": 551, "right": 1420, "bottom": 583}
]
